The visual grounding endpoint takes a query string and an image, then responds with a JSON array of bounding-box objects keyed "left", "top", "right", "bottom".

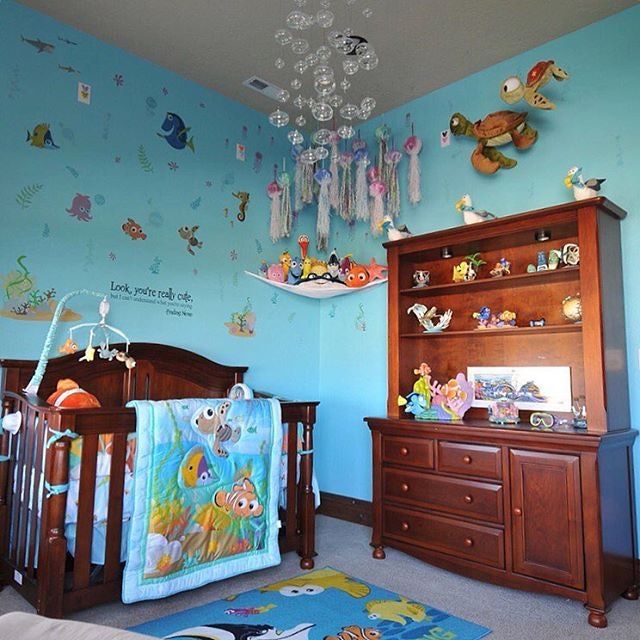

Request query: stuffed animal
[{"left": 46, "top": 378, "right": 101, "bottom": 408}]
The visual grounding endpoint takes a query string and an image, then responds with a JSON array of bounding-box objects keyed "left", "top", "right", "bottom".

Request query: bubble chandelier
[{"left": 268, "top": 0, "right": 378, "bottom": 164}]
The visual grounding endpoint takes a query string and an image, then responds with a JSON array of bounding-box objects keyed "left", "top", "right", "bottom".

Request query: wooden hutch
[{"left": 366, "top": 198, "right": 637, "bottom": 628}]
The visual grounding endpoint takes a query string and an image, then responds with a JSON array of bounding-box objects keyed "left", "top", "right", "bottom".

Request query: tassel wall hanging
[
  {"left": 369, "top": 179, "right": 387, "bottom": 236},
  {"left": 315, "top": 167, "right": 332, "bottom": 252},
  {"left": 375, "top": 124, "right": 391, "bottom": 185},
  {"left": 294, "top": 155, "right": 304, "bottom": 213},
  {"left": 329, "top": 132, "right": 340, "bottom": 212},
  {"left": 268, "top": 165, "right": 283, "bottom": 243},
  {"left": 278, "top": 164, "right": 292, "bottom": 238},
  {"left": 385, "top": 149, "right": 403, "bottom": 218},
  {"left": 404, "top": 130, "right": 423, "bottom": 205},
  {"left": 353, "top": 141, "right": 370, "bottom": 222},
  {"left": 339, "top": 151, "right": 354, "bottom": 222}
]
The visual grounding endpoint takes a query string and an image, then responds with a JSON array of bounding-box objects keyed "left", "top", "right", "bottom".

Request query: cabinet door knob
[
  {"left": 463, "top": 537, "right": 474, "bottom": 547},
  {"left": 401, "top": 521, "right": 410, "bottom": 531},
  {"left": 400, "top": 482, "right": 410, "bottom": 492},
  {"left": 400, "top": 447, "right": 409, "bottom": 456},
  {"left": 513, "top": 507, "right": 523, "bottom": 516},
  {"left": 463, "top": 455, "right": 473, "bottom": 464},
  {"left": 464, "top": 494, "right": 473, "bottom": 504}
]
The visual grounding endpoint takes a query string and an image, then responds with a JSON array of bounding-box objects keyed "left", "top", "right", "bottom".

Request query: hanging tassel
[
  {"left": 369, "top": 180, "right": 387, "bottom": 236},
  {"left": 290, "top": 144, "right": 304, "bottom": 213},
  {"left": 385, "top": 149, "right": 403, "bottom": 218},
  {"left": 338, "top": 151, "right": 354, "bottom": 221},
  {"left": 278, "top": 169, "right": 292, "bottom": 238},
  {"left": 315, "top": 168, "right": 332, "bottom": 252},
  {"left": 375, "top": 124, "right": 391, "bottom": 185},
  {"left": 329, "top": 132, "right": 340, "bottom": 212},
  {"left": 353, "top": 141, "right": 370, "bottom": 222},
  {"left": 403, "top": 132, "right": 423, "bottom": 205},
  {"left": 301, "top": 162, "right": 314, "bottom": 205},
  {"left": 267, "top": 166, "right": 283, "bottom": 243}
]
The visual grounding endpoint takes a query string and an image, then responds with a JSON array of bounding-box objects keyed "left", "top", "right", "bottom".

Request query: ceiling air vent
[{"left": 243, "top": 76, "right": 286, "bottom": 101}]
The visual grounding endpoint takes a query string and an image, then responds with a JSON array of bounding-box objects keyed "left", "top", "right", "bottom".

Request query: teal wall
[
  {"left": 2, "top": 1, "right": 639, "bottom": 545},
  {"left": 314, "top": 4, "right": 640, "bottom": 547},
  {"left": 0, "top": 0, "right": 320, "bottom": 400}
]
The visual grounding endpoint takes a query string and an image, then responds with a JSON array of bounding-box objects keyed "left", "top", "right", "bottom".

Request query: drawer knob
[
  {"left": 513, "top": 507, "right": 523, "bottom": 516},
  {"left": 463, "top": 455, "right": 473, "bottom": 464},
  {"left": 464, "top": 494, "right": 474, "bottom": 504},
  {"left": 400, "top": 482, "right": 410, "bottom": 492},
  {"left": 463, "top": 537, "right": 474, "bottom": 547},
  {"left": 400, "top": 447, "right": 409, "bottom": 456},
  {"left": 401, "top": 521, "right": 410, "bottom": 531}
]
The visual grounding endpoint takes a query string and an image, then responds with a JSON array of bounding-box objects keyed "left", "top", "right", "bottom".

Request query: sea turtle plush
[
  {"left": 500, "top": 60, "right": 569, "bottom": 110},
  {"left": 449, "top": 111, "right": 538, "bottom": 174}
]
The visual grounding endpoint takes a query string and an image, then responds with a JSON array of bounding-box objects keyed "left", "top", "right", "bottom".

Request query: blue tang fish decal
[{"left": 158, "top": 112, "right": 195, "bottom": 152}]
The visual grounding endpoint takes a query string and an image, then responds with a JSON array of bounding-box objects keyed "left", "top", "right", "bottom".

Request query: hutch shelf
[{"left": 366, "top": 198, "right": 638, "bottom": 628}]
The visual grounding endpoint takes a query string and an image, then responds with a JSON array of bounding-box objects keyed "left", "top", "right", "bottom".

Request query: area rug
[{"left": 129, "top": 567, "right": 491, "bottom": 640}]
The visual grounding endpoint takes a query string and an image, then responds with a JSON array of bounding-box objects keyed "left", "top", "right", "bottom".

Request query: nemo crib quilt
[{"left": 122, "top": 398, "right": 283, "bottom": 603}]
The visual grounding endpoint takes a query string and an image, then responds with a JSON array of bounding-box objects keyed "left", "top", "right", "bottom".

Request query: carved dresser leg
[
  {"left": 300, "top": 557, "right": 315, "bottom": 570},
  {"left": 587, "top": 610, "right": 607, "bottom": 628},
  {"left": 622, "top": 585, "right": 639, "bottom": 600},
  {"left": 372, "top": 546, "right": 386, "bottom": 560}
]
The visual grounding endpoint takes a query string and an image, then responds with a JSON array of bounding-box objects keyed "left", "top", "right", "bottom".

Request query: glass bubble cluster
[{"left": 269, "top": 0, "right": 379, "bottom": 157}]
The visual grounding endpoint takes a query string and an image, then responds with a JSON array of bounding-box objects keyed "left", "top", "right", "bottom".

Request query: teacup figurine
[{"left": 412, "top": 270, "right": 430, "bottom": 288}]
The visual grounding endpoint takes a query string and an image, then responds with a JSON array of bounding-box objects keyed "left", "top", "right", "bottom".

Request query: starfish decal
[{"left": 367, "top": 258, "right": 388, "bottom": 281}]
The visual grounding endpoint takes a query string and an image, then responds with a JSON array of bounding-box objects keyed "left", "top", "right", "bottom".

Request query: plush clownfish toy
[{"left": 46, "top": 379, "right": 101, "bottom": 408}]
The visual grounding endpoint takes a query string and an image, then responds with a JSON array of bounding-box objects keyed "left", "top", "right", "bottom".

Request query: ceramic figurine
[
  {"left": 571, "top": 396, "right": 587, "bottom": 429},
  {"left": 407, "top": 303, "right": 453, "bottom": 333},
  {"left": 562, "top": 243, "right": 580, "bottom": 266},
  {"left": 488, "top": 398, "right": 520, "bottom": 424},
  {"left": 536, "top": 250, "right": 548, "bottom": 271},
  {"left": 500, "top": 60, "right": 569, "bottom": 110},
  {"left": 381, "top": 215, "right": 412, "bottom": 241},
  {"left": 455, "top": 194, "right": 496, "bottom": 224},
  {"left": 398, "top": 362, "right": 473, "bottom": 421},
  {"left": 526, "top": 264, "right": 536, "bottom": 273},
  {"left": 529, "top": 318, "right": 546, "bottom": 327},
  {"left": 465, "top": 253, "right": 486, "bottom": 280},
  {"left": 473, "top": 306, "right": 517, "bottom": 329},
  {"left": 562, "top": 293, "right": 582, "bottom": 323},
  {"left": 453, "top": 261, "right": 469, "bottom": 283},
  {"left": 449, "top": 111, "right": 538, "bottom": 174},
  {"left": 412, "top": 270, "right": 430, "bottom": 288},
  {"left": 490, "top": 258, "right": 511, "bottom": 278},
  {"left": 548, "top": 249, "right": 561, "bottom": 270},
  {"left": 564, "top": 166, "right": 606, "bottom": 201}
]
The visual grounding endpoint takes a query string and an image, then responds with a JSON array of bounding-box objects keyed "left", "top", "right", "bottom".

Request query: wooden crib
[{"left": 0, "top": 343, "right": 318, "bottom": 618}]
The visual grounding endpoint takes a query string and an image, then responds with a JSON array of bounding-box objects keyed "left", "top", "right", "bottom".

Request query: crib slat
[
  {"left": 73, "top": 433, "right": 98, "bottom": 590},
  {"left": 285, "top": 422, "right": 298, "bottom": 546},
  {"left": 103, "top": 432, "right": 127, "bottom": 583},
  {"left": 9, "top": 406, "right": 29, "bottom": 563},
  {"left": 26, "top": 411, "right": 46, "bottom": 578},
  {"left": 15, "top": 407, "right": 37, "bottom": 570},
  {"left": 0, "top": 397, "right": 15, "bottom": 562}
]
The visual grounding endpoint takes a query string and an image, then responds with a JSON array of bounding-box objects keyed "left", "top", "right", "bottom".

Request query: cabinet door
[{"left": 510, "top": 449, "right": 584, "bottom": 589}]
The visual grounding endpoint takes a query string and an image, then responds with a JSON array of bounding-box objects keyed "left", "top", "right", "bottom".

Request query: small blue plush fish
[{"left": 158, "top": 112, "right": 195, "bottom": 152}]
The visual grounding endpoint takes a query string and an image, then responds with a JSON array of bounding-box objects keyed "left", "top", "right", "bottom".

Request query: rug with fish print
[{"left": 129, "top": 567, "right": 491, "bottom": 640}]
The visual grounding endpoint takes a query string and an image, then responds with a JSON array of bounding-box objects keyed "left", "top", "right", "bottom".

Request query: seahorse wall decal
[{"left": 4, "top": 255, "right": 33, "bottom": 300}]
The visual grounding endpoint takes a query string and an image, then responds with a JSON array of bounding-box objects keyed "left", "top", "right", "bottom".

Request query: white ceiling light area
[{"left": 18, "top": 0, "right": 638, "bottom": 116}]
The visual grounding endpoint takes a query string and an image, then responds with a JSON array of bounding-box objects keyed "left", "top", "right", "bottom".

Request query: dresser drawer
[
  {"left": 438, "top": 442, "right": 502, "bottom": 480},
  {"left": 383, "top": 468, "right": 504, "bottom": 523},
  {"left": 383, "top": 505, "right": 504, "bottom": 569},
  {"left": 383, "top": 436, "right": 434, "bottom": 470}
]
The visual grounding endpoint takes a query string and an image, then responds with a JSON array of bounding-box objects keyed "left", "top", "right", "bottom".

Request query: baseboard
[{"left": 317, "top": 491, "right": 372, "bottom": 527}]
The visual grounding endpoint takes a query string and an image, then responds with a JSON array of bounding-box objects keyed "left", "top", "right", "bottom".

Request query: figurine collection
[{"left": 257, "top": 234, "right": 387, "bottom": 289}]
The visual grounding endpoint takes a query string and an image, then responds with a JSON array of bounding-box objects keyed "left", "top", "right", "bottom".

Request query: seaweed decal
[
  {"left": 137, "top": 144, "right": 154, "bottom": 172},
  {"left": 16, "top": 183, "right": 43, "bottom": 209}
]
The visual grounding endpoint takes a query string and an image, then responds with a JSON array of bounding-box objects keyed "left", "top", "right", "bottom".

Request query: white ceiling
[{"left": 18, "top": 0, "right": 638, "bottom": 116}]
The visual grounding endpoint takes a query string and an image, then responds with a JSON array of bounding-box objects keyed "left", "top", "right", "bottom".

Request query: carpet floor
[{"left": 1, "top": 515, "right": 638, "bottom": 639}]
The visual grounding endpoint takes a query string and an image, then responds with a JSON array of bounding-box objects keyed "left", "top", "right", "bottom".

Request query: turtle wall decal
[
  {"left": 500, "top": 60, "right": 569, "bottom": 110},
  {"left": 449, "top": 110, "right": 538, "bottom": 174}
]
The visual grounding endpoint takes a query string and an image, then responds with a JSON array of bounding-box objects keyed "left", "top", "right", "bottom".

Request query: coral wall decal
[
  {"left": 16, "top": 183, "right": 43, "bottom": 209},
  {"left": 137, "top": 144, "right": 154, "bottom": 172}
]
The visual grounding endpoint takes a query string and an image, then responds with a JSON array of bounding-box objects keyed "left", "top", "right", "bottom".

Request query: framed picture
[{"left": 466, "top": 366, "right": 572, "bottom": 412}]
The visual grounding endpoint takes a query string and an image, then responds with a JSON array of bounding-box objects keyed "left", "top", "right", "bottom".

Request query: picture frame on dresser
[{"left": 365, "top": 198, "right": 638, "bottom": 629}]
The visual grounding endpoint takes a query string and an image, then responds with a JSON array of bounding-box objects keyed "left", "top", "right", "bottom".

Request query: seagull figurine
[
  {"left": 564, "top": 166, "right": 606, "bottom": 201},
  {"left": 455, "top": 194, "right": 496, "bottom": 224},
  {"left": 381, "top": 215, "right": 412, "bottom": 241}
]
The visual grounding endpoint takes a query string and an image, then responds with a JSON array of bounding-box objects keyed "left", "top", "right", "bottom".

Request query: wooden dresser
[{"left": 366, "top": 199, "right": 638, "bottom": 628}]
